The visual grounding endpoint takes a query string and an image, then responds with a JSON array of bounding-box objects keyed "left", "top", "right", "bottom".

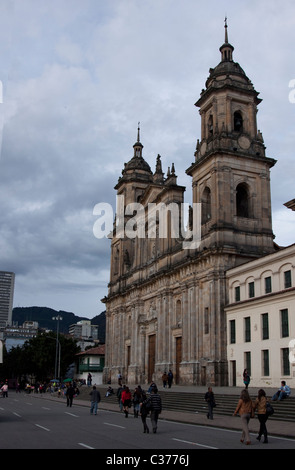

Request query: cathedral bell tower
[
  {"left": 109, "top": 124, "right": 153, "bottom": 291},
  {"left": 187, "top": 19, "right": 276, "bottom": 258}
]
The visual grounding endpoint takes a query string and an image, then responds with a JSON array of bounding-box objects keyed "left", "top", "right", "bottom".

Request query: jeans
[
  {"left": 150, "top": 410, "right": 159, "bottom": 432},
  {"left": 90, "top": 401, "right": 98, "bottom": 414},
  {"left": 240, "top": 413, "right": 251, "bottom": 442},
  {"left": 258, "top": 414, "right": 268, "bottom": 439},
  {"left": 272, "top": 391, "right": 288, "bottom": 401}
]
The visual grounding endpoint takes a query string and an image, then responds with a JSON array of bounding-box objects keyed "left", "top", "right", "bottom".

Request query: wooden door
[
  {"left": 175, "top": 337, "right": 182, "bottom": 384},
  {"left": 148, "top": 335, "right": 156, "bottom": 382}
]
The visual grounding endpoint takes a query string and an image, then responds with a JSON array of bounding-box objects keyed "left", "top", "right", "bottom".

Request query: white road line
[
  {"left": 42, "top": 407, "right": 51, "bottom": 410},
  {"left": 172, "top": 438, "right": 218, "bottom": 449},
  {"left": 104, "top": 422, "right": 126, "bottom": 429},
  {"left": 13, "top": 412, "right": 22, "bottom": 418},
  {"left": 65, "top": 412, "right": 79, "bottom": 418},
  {"left": 35, "top": 424, "right": 50, "bottom": 432},
  {"left": 78, "top": 443, "right": 95, "bottom": 449}
]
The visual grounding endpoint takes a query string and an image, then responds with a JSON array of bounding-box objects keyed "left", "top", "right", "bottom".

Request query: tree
[{"left": 0, "top": 332, "right": 80, "bottom": 383}]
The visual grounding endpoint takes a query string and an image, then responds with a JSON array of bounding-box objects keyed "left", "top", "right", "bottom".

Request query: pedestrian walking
[
  {"left": 139, "top": 390, "right": 150, "bottom": 433},
  {"left": 1, "top": 382, "right": 8, "bottom": 398},
  {"left": 121, "top": 386, "right": 132, "bottom": 417},
  {"left": 149, "top": 385, "right": 162, "bottom": 433},
  {"left": 65, "top": 383, "right": 75, "bottom": 407},
  {"left": 168, "top": 370, "right": 173, "bottom": 388},
  {"left": 243, "top": 369, "right": 250, "bottom": 389},
  {"left": 162, "top": 372, "right": 168, "bottom": 388},
  {"left": 117, "top": 384, "right": 124, "bottom": 411},
  {"left": 90, "top": 385, "right": 101, "bottom": 415},
  {"left": 233, "top": 389, "right": 254, "bottom": 445},
  {"left": 253, "top": 389, "right": 268, "bottom": 443},
  {"left": 133, "top": 386, "right": 142, "bottom": 418},
  {"left": 204, "top": 386, "right": 216, "bottom": 420}
]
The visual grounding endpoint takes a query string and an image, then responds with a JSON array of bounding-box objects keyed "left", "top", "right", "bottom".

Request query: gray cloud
[{"left": 0, "top": 0, "right": 295, "bottom": 317}]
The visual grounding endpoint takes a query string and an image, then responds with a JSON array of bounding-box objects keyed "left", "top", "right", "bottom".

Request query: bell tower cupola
[{"left": 186, "top": 20, "right": 276, "bottom": 258}]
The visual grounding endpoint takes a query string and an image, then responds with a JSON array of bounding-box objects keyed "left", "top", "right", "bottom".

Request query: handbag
[{"left": 266, "top": 402, "right": 274, "bottom": 417}]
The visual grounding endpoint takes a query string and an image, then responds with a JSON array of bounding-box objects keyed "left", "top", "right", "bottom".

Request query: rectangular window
[
  {"left": 280, "top": 309, "right": 289, "bottom": 338},
  {"left": 261, "top": 313, "right": 269, "bottom": 340},
  {"left": 282, "top": 348, "right": 290, "bottom": 376},
  {"left": 265, "top": 276, "right": 272, "bottom": 294},
  {"left": 284, "top": 270, "right": 292, "bottom": 289},
  {"left": 262, "top": 350, "right": 269, "bottom": 376},
  {"left": 235, "top": 286, "right": 240, "bottom": 302},
  {"left": 248, "top": 282, "right": 255, "bottom": 298},
  {"left": 244, "top": 352, "right": 251, "bottom": 376},
  {"left": 244, "top": 317, "right": 251, "bottom": 342},
  {"left": 230, "top": 320, "right": 236, "bottom": 344}
]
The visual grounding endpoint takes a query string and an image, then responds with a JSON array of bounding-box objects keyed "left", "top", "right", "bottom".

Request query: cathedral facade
[{"left": 102, "top": 24, "right": 276, "bottom": 386}]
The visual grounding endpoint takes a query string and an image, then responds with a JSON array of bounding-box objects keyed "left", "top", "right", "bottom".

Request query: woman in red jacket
[{"left": 121, "top": 386, "right": 132, "bottom": 417}]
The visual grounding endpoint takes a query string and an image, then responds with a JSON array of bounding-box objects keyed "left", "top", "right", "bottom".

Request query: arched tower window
[
  {"left": 208, "top": 115, "right": 213, "bottom": 136},
  {"left": 236, "top": 183, "right": 250, "bottom": 218},
  {"left": 234, "top": 111, "right": 243, "bottom": 132},
  {"left": 202, "top": 187, "right": 212, "bottom": 224}
]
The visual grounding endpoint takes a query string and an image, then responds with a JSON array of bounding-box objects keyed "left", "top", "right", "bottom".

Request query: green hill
[{"left": 12, "top": 306, "right": 106, "bottom": 343}]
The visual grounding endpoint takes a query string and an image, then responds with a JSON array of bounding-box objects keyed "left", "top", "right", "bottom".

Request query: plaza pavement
[{"left": 44, "top": 384, "right": 295, "bottom": 440}]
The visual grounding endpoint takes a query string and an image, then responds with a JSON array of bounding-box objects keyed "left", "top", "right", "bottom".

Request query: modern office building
[{"left": 0, "top": 271, "right": 15, "bottom": 327}]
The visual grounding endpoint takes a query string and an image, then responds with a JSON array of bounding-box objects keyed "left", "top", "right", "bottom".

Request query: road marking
[
  {"left": 104, "top": 422, "right": 126, "bottom": 429},
  {"left": 26, "top": 402, "right": 33, "bottom": 405},
  {"left": 65, "top": 412, "right": 79, "bottom": 418},
  {"left": 78, "top": 443, "right": 95, "bottom": 449},
  {"left": 35, "top": 424, "right": 50, "bottom": 432},
  {"left": 42, "top": 407, "right": 51, "bottom": 410},
  {"left": 172, "top": 438, "right": 218, "bottom": 449},
  {"left": 13, "top": 412, "right": 22, "bottom": 418}
]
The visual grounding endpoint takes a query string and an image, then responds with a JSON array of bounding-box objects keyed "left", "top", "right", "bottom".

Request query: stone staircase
[{"left": 77, "top": 386, "right": 295, "bottom": 423}]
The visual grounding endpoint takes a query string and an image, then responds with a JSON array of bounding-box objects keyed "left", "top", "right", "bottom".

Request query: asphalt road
[{"left": 0, "top": 393, "right": 294, "bottom": 454}]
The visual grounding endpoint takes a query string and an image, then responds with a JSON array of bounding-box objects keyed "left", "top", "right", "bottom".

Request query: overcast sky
[{"left": 0, "top": 0, "right": 295, "bottom": 319}]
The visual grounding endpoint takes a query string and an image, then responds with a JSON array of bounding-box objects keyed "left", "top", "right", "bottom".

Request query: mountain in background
[{"left": 12, "top": 306, "right": 106, "bottom": 343}]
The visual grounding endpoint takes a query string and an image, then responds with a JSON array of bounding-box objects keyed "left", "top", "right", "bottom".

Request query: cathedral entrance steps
[{"left": 78, "top": 386, "right": 295, "bottom": 423}]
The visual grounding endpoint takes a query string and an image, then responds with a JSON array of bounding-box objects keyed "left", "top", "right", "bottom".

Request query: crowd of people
[{"left": 116, "top": 383, "right": 162, "bottom": 434}]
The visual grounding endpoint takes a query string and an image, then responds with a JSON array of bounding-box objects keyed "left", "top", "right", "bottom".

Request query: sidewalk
[{"left": 38, "top": 385, "right": 295, "bottom": 440}]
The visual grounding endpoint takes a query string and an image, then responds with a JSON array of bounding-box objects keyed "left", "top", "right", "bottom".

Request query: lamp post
[{"left": 52, "top": 315, "right": 63, "bottom": 380}]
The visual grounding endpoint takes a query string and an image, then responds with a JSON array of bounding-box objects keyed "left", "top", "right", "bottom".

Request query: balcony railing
[{"left": 78, "top": 364, "right": 104, "bottom": 373}]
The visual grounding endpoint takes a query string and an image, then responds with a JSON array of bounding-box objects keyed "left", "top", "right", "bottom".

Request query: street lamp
[{"left": 52, "top": 315, "right": 63, "bottom": 380}]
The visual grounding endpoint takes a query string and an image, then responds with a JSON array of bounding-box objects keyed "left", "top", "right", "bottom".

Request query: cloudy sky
[{"left": 0, "top": 0, "right": 294, "bottom": 319}]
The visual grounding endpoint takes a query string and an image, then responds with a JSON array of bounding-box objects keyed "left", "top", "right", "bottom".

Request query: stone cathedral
[{"left": 102, "top": 23, "right": 276, "bottom": 386}]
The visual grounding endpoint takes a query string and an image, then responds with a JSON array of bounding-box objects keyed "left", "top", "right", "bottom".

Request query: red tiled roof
[{"left": 76, "top": 345, "right": 105, "bottom": 356}]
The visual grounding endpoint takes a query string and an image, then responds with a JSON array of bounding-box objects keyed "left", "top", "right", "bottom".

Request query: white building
[
  {"left": 69, "top": 320, "right": 99, "bottom": 351},
  {"left": 75, "top": 345, "right": 105, "bottom": 385},
  {"left": 225, "top": 244, "right": 295, "bottom": 389}
]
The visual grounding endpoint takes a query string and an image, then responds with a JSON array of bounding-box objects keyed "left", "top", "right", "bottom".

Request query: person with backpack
[{"left": 149, "top": 385, "right": 162, "bottom": 433}]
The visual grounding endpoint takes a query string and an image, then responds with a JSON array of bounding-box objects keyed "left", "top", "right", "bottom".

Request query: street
[{"left": 0, "top": 393, "right": 294, "bottom": 452}]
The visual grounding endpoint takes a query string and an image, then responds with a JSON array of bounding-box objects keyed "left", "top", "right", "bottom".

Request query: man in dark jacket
[
  {"left": 150, "top": 386, "right": 162, "bottom": 433},
  {"left": 90, "top": 385, "right": 101, "bottom": 415},
  {"left": 66, "top": 384, "right": 75, "bottom": 407}
]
